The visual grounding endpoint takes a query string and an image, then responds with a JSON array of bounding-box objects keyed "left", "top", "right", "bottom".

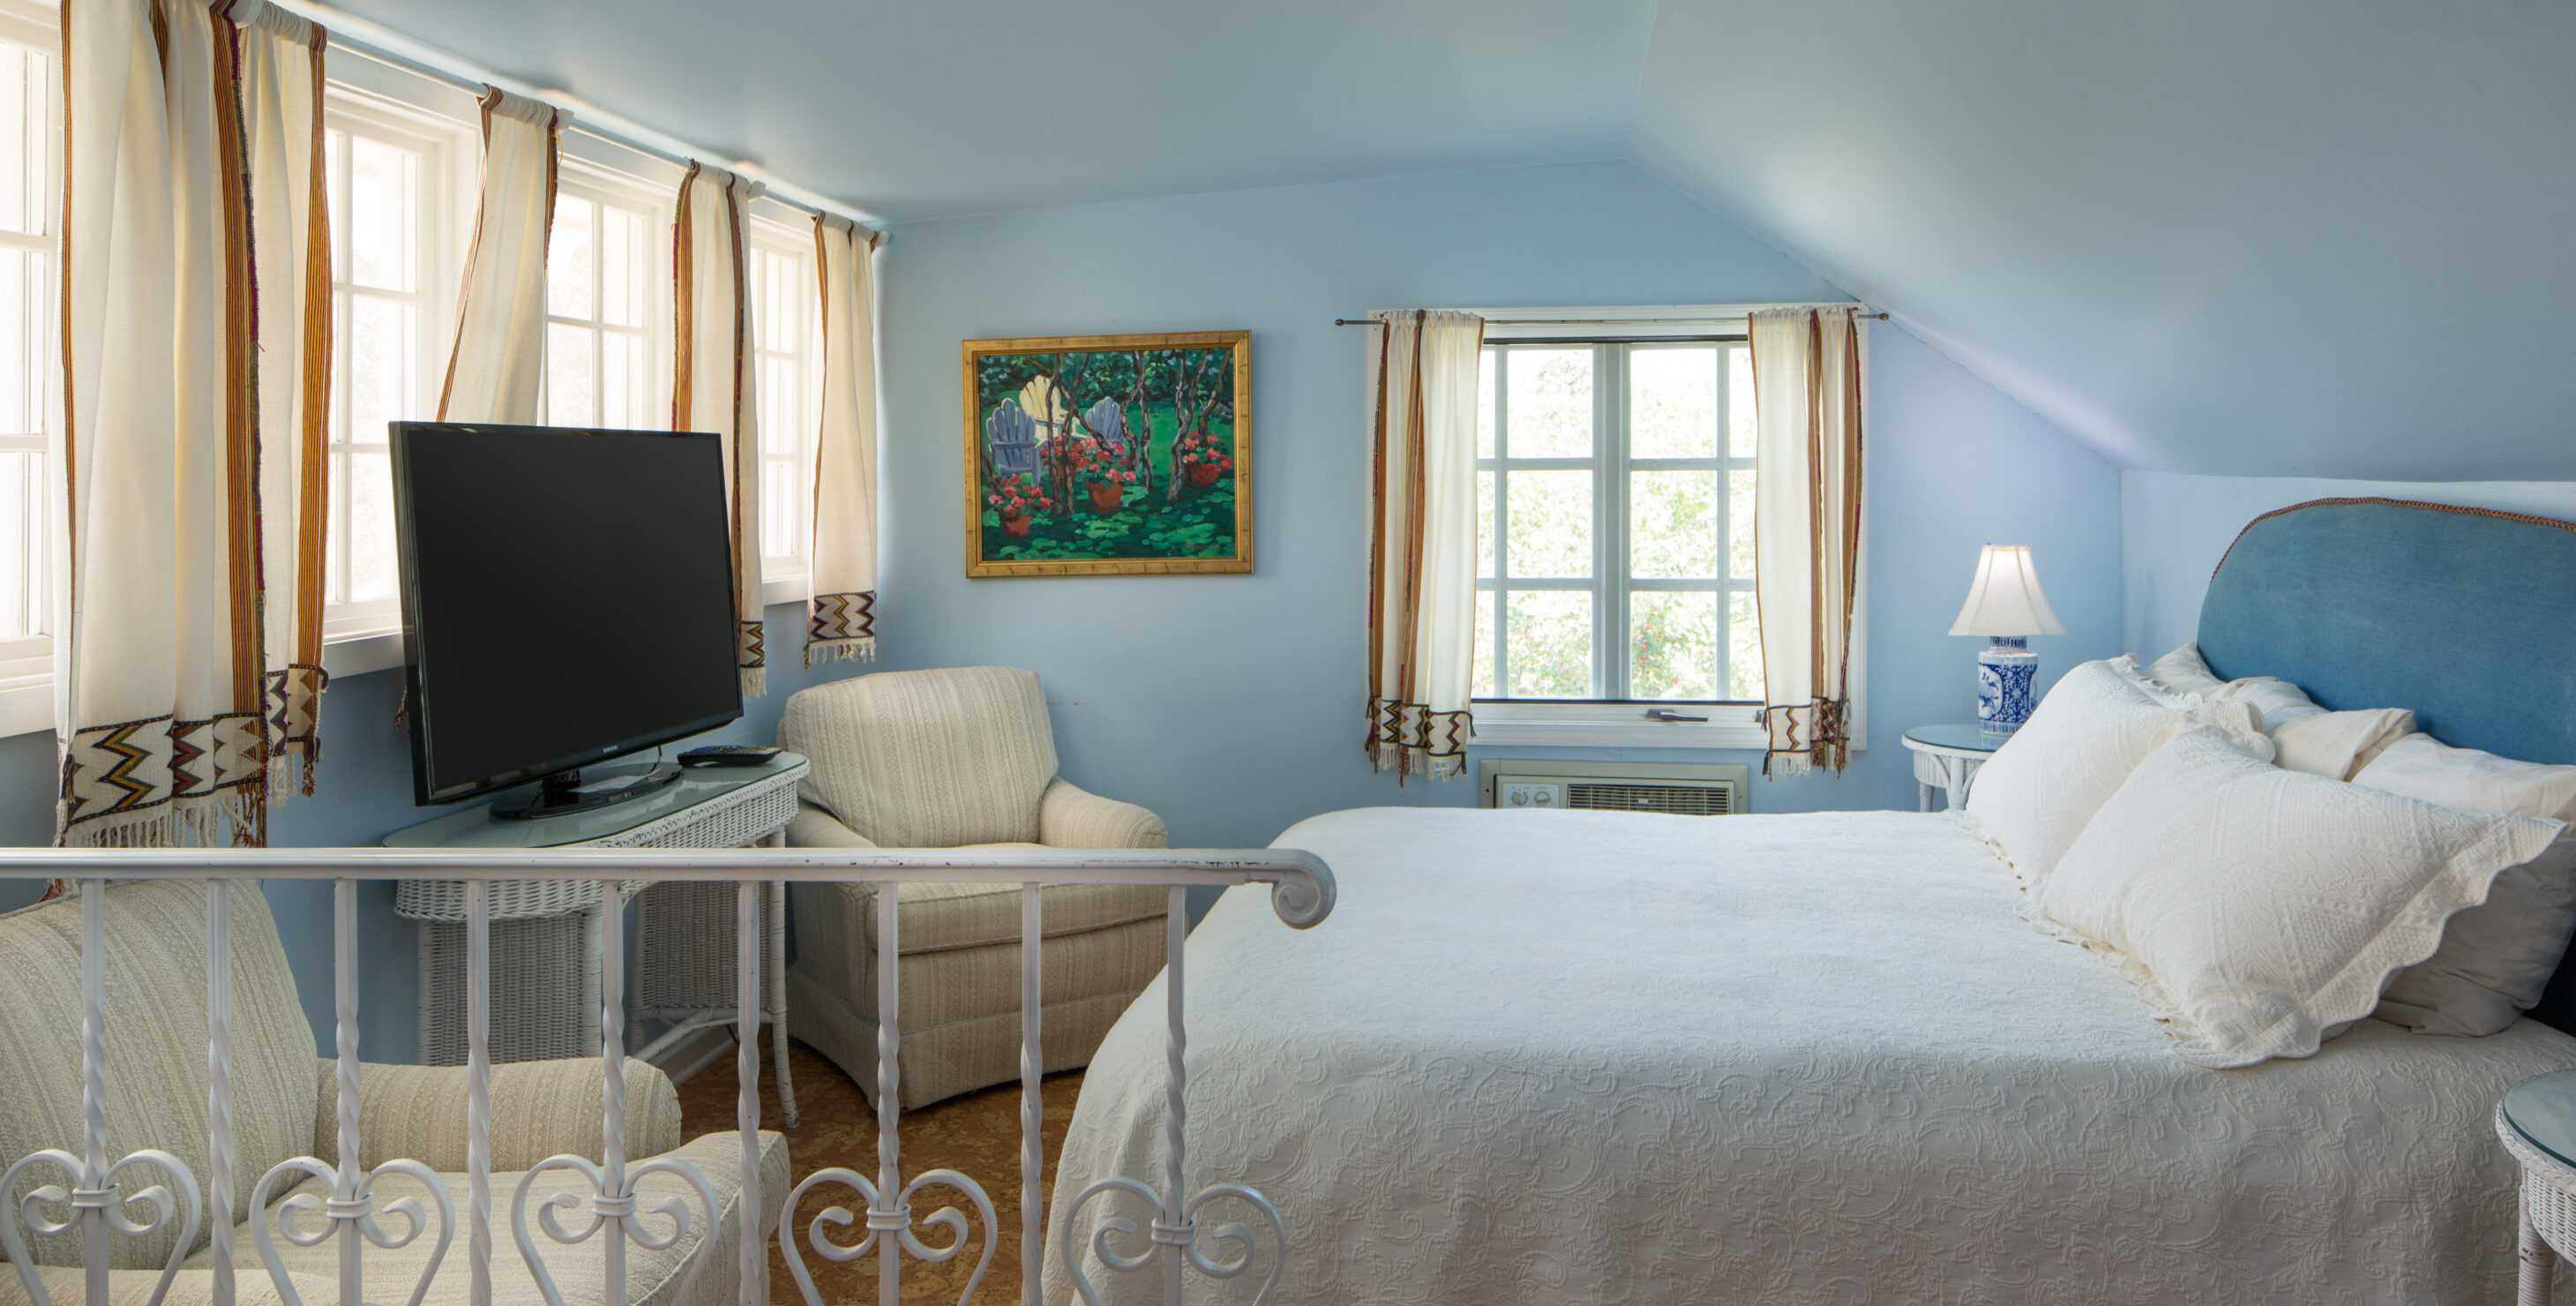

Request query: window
[
  {"left": 746, "top": 216, "right": 820, "bottom": 581},
  {"left": 0, "top": 3, "right": 55, "bottom": 698},
  {"left": 545, "top": 163, "right": 665, "bottom": 430},
  {"left": 323, "top": 90, "right": 466, "bottom": 640},
  {"left": 1474, "top": 339, "right": 1762, "bottom": 704}
]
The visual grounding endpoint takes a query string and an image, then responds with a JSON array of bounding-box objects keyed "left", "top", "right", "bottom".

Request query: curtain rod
[
  {"left": 1333, "top": 311, "right": 1889, "bottom": 326},
  {"left": 260, "top": 0, "right": 887, "bottom": 242}
]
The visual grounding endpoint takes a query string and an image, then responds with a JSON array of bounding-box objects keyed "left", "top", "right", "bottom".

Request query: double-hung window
[
  {"left": 546, "top": 161, "right": 667, "bottom": 431},
  {"left": 745, "top": 214, "right": 821, "bottom": 595},
  {"left": 322, "top": 86, "right": 469, "bottom": 644},
  {"left": 0, "top": 0, "right": 56, "bottom": 734},
  {"left": 1473, "top": 330, "right": 1775, "bottom": 745}
]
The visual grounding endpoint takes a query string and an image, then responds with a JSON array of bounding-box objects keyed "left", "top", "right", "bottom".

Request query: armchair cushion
[
  {"left": 317, "top": 1056, "right": 680, "bottom": 1173},
  {"left": 786, "top": 800, "right": 876, "bottom": 848},
  {"left": 1037, "top": 778, "right": 1168, "bottom": 850},
  {"left": 778, "top": 666, "right": 1058, "bottom": 847},
  {"left": 0, "top": 882, "right": 318, "bottom": 1272}
]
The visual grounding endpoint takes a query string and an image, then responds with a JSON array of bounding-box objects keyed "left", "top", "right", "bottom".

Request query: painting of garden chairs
[{"left": 961, "top": 330, "right": 1251, "bottom": 576}]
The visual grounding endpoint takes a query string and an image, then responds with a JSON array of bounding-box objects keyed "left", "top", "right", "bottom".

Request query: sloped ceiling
[
  {"left": 1630, "top": 0, "right": 2576, "bottom": 480},
  {"left": 338, "top": 0, "right": 2576, "bottom": 480}
]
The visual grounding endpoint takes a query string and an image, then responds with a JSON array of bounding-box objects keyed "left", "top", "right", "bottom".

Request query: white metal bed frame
[{"left": 0, "top": 845, "right": 1336, "bottom": 1306}]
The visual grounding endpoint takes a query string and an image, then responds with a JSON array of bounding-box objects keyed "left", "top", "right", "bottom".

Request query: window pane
[
  {"left": 546, "top": 322, "right": 595, "bottom": 426},
  {"left": 347, "top": 449, "right": 395, "bottom": 601},
  {"left": 348, "top": 137, "right": 416, "bottom": 292},
  {"left": 1728, "top": 467, "right": 1756, "bottom": 579},
  {"left": 1630, "top": 589, "right": 1717, "bottom": 702},
  {"left": 1505, "top": 348, "right": 1590, "bottom": 458},
  {"left": 1629, "top": 347, "right": 1717, "bottom": 458},
  {"left": 1506, "top": 469, "right": 1589, "bottom": 578},
  {"left": 599, "top": 330, "right": 644, "bottom": 429},
  {"left": 1630, "top": 469, "right": 1717, "bottom": 579},
  {"left": 548, "top": 200, "right": 594, "bottom": 320},
  {"left": 1726, "top": 343, "right": 1756, "bottom": 459},
  {"left": 0, "top": 248, "right": 26, "bottom": 436},
  {"left": 1471, "top": 589, "right": 1495, "bottom": 698},
  {"left": 763, "top": 356, "right": 798, "bottom": 455},
  {"left": 348, "top": 296, "right": 415, "bottom": 445},
  {"left": 0, "top": 448, "right": 41, "bottom": 638},
  {"left": 1728, "top": 589, "right": 1764, "bottom": 701},
  {"left": 762, "top": 459, "right": 798, "bottom": 559},
  {"left": 0, "top": 42, "right": 46, "bottom": 237},
  {"left": 1505, "top": 589, "right": 1591, "bottom": 698},
  {"left": 1475, "top": 348, "right": 1496, "bottom": 459},
  {"left": 1475, "top": 469, "right": 1494, "bottom": 579},
  {"left": 601, "top": 205, "right": 647, "bottom": 329}
]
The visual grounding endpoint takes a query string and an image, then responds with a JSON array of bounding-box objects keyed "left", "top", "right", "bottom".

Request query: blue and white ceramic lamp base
[{"left": 1977, "top": 636, "right": 2037, "bottom": 739}]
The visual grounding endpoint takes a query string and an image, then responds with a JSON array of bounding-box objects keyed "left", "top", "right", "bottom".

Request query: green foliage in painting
[{"left": 974, "top": 344, "right": 1241, "bottom": 564}]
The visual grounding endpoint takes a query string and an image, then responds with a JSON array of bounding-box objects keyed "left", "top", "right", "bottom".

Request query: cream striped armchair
[{"left": 776, "top": 665, "right": 1169, "bottom": 1110}]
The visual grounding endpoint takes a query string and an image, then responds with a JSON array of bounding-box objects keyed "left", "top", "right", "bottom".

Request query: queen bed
[{"left": 1048, "top": 499, "right": 2576, "bottom": 1305}]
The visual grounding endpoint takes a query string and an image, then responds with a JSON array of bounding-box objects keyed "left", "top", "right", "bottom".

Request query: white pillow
[
  {"left": 2138, "top": 645, "right": 2415, "bottom": 779},
  {"left": 2143, "top": 643, "right": 2228, "bottom": 699},
  {"left": 2034, "top": 729, "right": 2564, "bottom": 1068},
  {"left": 2358, "top": 732, "right": 2576, "bottom": 1035},
  {"left": 1965, "top": 659, "right": 2265, "bottom": 884},
  {"left": 2220, "top": 679, "right": 2415, "bottom": 780}
]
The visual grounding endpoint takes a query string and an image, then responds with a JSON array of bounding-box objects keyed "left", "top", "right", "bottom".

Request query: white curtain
[
  {"left": 1363, "top": 309, "right": 1485, "bottom": 782},
  {"left": 805, "top": 214, "right": 878, "bottom": 665},
  {"left": 1749, "top": 305, "right": 1865, "bottom": 777},
  {"left": 674, "top": 163, "right": 765, "bottom": 694},
  {"left": 438, "top": 88, "right": 558, "bottom": 424},
  {"left": 234, "top": 0, "right": 332, "bottom": 794},
  {"left": 58, "top": 0, "right": 315, "bottom": 845}
]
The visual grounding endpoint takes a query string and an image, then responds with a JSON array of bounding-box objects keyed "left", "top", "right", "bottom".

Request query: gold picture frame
[{"left": 962, "top": 330, "right": 1252, "bottom": 578}]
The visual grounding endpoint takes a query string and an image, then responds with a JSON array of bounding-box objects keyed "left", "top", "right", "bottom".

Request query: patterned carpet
[{"left": 675, "top": 1035, "right": 1085, "bottom": 1306}]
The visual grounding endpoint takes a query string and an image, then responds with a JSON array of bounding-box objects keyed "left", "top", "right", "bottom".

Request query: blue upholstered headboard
[{"left": 2199, "top": 497, "right": 2576, "bottom": 1032}]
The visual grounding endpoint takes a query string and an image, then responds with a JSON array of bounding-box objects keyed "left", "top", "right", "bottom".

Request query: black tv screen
[{"left": 393, "top": 423, "right": 743, "bottom": 806}]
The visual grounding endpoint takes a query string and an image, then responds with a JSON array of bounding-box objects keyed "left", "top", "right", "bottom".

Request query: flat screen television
[{"left": 392, "top": 422, "right": 743, "bottom": 818}]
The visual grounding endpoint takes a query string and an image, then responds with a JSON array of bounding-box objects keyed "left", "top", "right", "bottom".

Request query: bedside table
[
  {"left": 2500, "top": 1070, "right": 2576, "bottom": 1302},
  {"left": 1900, "top": 724, "right": 2003, "bottom": 813}
]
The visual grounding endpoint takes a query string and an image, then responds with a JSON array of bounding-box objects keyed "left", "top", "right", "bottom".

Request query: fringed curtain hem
[
  {"left": 805, "top": 590, "right": 876, "bottom": 666},
  {"left": 1367, "top": 696, "right": 1472, "bottom": 784},
  {"left": 1760, "top": 697, "right": 1852, "bottom": 778}
]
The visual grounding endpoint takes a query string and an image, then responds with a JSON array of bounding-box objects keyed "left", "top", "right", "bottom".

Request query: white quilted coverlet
[{"left": 1049, "top": 807, "right": 2576, "bottom": 1306}]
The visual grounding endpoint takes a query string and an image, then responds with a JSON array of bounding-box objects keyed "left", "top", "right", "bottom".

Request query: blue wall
[
  {"left": 2123, "top": 472, "right": 2576, "bottom": 659},
  {"left": 872, "top": 159, "right": 2126, "bottom": 830},
  {"left": 0, "top": 597, "right": 868, "bottom": 1063}
]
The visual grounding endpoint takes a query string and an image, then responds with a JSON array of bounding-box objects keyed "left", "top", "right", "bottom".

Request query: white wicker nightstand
[
  {"left": 2498, "top": 1070, "right": 2576, "bottom": 1304},
  {"left": 389, "top": 754, "right": 808, "bottom": 1127},
  {"left": 1900, "top": 724, "right": 2003, "bottom": 812}
]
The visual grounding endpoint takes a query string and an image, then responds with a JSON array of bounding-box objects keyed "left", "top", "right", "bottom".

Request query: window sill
[{"left": 1469, "top": 702, "right": 1870, "bottom": 752}]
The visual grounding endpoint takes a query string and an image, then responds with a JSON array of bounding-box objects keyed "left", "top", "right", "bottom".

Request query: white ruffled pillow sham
[
  {"left": 2138, "top": 643, "right": 2414, "bottom": 780},
  {"left": 2033, "top": 729, "right": 2563, "bottom": 1068},
  {"left": 1965, "top": 659, "right": 2267, "bottom": 884},
  {"left": 2357, "top": 732, "right": 2576, "bottom": 1036}
]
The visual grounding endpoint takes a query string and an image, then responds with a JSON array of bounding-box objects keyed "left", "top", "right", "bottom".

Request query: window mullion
[
  {"left": 1491, "top": 347, "right": 1510, "bottom": 697},
  {"left": 1713, "top": 343, "right": 1732, "bottom": 700},
  {"left": 1599, "top": 342, "right": 1624, "bottom": 702}
]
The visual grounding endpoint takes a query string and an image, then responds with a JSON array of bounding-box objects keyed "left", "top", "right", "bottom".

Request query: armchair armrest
[
  {"left": 1038, "top": 777, "right": 1168, "bottom": 849},
  {"left": 789, "top": 799, "right": 879, "bottom": 848},
  {"left": 317, "top": 1056, "right": 680, "bottom": 1172}
]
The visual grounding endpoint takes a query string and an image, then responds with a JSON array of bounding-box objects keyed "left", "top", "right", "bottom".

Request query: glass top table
[
  {"left": 1900, "top": 723, "right": 2007, "bottom": 754},
  {"left": 2504, "top": 1069, "right": 2576, "bottom": 1170}
]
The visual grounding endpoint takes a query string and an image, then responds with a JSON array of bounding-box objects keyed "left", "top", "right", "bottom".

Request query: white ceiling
[{"left": 341, "top": 0, "right": 2576, "bottom": 480}]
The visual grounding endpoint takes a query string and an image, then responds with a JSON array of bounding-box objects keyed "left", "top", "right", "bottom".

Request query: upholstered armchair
[
  {"left": 776, "top": 665, "right": 1169, "bottom": 1110},
  {"left": 0, "top": 880, "right": 785, "bottom": 1306}
]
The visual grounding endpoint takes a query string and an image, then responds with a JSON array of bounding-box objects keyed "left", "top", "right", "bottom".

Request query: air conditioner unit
[{"left": 1476, "top": 760, "right": 1752, "bottom": 816}]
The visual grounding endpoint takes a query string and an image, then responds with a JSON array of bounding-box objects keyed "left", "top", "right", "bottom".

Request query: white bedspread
[{"left": 1047, "top": 807, "right": 2576, "bottom": 1306}]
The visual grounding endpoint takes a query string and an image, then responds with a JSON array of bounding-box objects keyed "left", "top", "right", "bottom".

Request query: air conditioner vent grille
[{"left": 1564, "top": 782, "right": 1734, "bottom": 816}]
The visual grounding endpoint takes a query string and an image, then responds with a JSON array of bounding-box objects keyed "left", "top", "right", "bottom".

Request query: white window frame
[
  {"left": 543, "top": 157, "right": 671, "bottom": 434},
  {"left": 319, "top": 84, "right": 473, "bottom": 663},
  {"left": 745, "top": 206, "right": 820, "bottom": 605},
  {"left": 1463, "top": 305, "right": 1867, "bottom": 751},
  {"left": 0, "top": 0, "right": 59, "bottom": 738}
]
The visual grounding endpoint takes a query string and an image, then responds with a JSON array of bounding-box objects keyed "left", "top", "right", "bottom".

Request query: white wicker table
[
  {"left": 388, "top": 753, "right": 808, "bottom": 1127},
  {"left": 1900, "top": 723, "right": 2003, "bottom": 812},
  {"left": 2500, "top": 1070, "right": 2576, "bottom": 1304}
]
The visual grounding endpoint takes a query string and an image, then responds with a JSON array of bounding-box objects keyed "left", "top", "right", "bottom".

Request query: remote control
[{"left": 678, "top": 744, "right": 783, "bottom": 768}]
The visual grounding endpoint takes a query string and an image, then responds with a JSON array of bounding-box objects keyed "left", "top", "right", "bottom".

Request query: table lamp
[{"left": 1949, "top": 544, "right": 2063, "bottom": 738}]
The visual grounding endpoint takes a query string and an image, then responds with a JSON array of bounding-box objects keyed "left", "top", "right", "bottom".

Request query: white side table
[
  {"left": 389, "top": 754, "right": 808, "bottom": 1127},
  {"left": 2501, "top": 1070, "right": 2576, "bottom": 1304},
  {"left": 1900, "top": 724, "right": 2003, "bottom": 812}
]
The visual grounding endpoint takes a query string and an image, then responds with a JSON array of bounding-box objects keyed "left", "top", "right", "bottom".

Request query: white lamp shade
[{"left": 1949, "top": 544, "right": 2066, "bottom": 637}]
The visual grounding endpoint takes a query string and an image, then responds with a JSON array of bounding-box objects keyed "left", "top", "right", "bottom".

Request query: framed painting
[{"left": 962, "top": 330, "right": 1251, "bottom": 577}]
